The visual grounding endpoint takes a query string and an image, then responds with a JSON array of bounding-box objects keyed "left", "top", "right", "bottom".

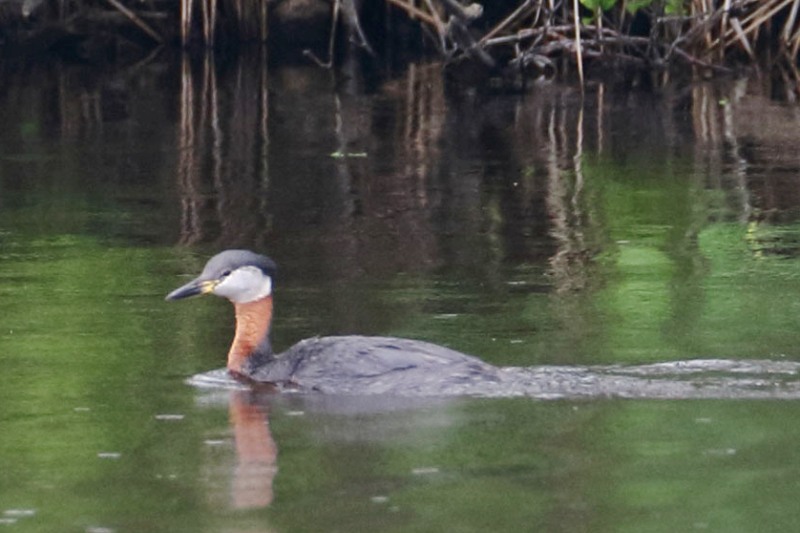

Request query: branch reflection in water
[
  {"left": 157, "top": 50, "right": 799, "bottom": 285},
  {"left": 169, "top": 50, "right": 720, "bottom": 286}
]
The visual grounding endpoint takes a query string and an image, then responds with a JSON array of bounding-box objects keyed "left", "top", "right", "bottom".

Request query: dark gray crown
[{"left": 200, "top": 249, "right": 277, "bottom": 280}]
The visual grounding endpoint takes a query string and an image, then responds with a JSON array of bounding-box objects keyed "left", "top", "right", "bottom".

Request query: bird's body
[
  {"left": 166, "top": 250, "right": 498, "bottom": 395},
  {"left": 245, "top": 335, "right": 499, "bottom": 395}
]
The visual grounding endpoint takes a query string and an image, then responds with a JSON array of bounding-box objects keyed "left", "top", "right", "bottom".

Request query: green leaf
[
  {"left": 665, "top": 0, "right": 685, "bottom": 15},
  {"left": 579, "top": 0, "right": 617, "bottom": 11},
  {"left": 625, "top": 0, "right": 655, "bottom": 13}
]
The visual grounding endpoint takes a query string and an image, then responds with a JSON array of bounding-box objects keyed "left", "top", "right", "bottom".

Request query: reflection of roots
[
  {"left": 543, "top": 101, "right": 598, "bottom": 294},
  {"left": 181, "top": 0, "right": 269, "bottom": 46},
  {"left": 174, "top": 51, "right": 270, "bottom": 248},
  {"left": 172, "top": 56, "right": 449, "bottom": 276},
  {"left": 547, "top": 166, "right": 592, "bottom": 293},
  {"left": 548, "top": 248, "right": 594, "bottom": 293}
]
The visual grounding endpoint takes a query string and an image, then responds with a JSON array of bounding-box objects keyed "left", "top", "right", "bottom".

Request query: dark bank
[{"left": 3, "top": 0, "right": 800, "bottom": 92}]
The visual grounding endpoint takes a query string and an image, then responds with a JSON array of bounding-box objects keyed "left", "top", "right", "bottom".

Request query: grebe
[{"left": 166, "top": 250, "right": 500, "bottom": 394}]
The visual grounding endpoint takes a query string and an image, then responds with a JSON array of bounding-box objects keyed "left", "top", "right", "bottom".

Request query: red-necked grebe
[{"left": 166, "top": 250, "right": 500, "bottom": 394}]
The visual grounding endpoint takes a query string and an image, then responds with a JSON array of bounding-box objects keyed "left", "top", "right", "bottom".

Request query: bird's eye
[{"left": 221, "top": 269, "right": 232, "bottom": 278}]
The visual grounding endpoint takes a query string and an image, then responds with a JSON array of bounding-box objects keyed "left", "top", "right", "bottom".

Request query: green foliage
[
  {"left": 580, "top": 0, "right": 617, "bottom": 23},
  {"left": 578, "top": 0, "right": 685, "bottom": 16},
  {"left": 625, "top": 0, "right": 655, "bottom": 13},
  {"left": 580, "top": 0, "right": 617, "bottom": 11},
  {"left": 665, "top": 0, "right": 685, "bottom": 15}
]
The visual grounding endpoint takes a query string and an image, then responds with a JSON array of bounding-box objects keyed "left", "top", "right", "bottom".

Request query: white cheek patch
[{"left": 213, "top": 266, "right": 273, "bottom": 303}]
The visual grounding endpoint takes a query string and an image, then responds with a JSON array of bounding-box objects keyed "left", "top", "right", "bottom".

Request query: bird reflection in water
[{"left": 216, "top": 391, "right": 277, "bottom": 510}]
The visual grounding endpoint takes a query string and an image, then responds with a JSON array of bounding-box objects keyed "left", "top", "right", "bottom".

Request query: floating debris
[
  {"left": 97, "top": 452, "right": 122, "bottom": 459},
  {"left": 4, "top": 509, "right": 35, "bottom": 517},
  {"left": 703, "top": 448, "right": 737, "bottom": 457},
  {"left": 330, "top": 151, "right": 368, "bottom": 159},
  {"left": 411, "top": 467, "right": 440, "bottom": 475},
  {"left": 154, "top": 414, "right": 185, "bottom": 421},
  {"left": 370, "top": 496, "right": 389, "bottom": 504}
]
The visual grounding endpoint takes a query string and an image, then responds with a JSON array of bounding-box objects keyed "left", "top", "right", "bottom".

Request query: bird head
[{"left": 166, "top": 250, "right": 277, "bottom": 304}]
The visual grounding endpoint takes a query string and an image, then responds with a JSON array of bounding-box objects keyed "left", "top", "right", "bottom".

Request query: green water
[{"left": 2, "top": 56, "right": 800, "bottom": 531}]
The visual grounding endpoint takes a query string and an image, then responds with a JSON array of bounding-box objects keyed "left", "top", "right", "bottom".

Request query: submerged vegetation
[{"left": 1, "top": 0, "right": 800, "bottom": 88}]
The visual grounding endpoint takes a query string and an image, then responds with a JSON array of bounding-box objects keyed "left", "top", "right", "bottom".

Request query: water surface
[{"left": 2, "top": 54, "right": 800, "bottom": 531}]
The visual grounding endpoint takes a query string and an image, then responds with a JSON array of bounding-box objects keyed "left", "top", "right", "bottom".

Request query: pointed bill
[{"left": 165, "top": 278, "right": 218, "bottom": 301}]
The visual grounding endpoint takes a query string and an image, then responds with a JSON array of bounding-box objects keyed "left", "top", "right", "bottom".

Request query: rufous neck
[{"left": 228, "top": 296, "right": 273, "bottom": 374}]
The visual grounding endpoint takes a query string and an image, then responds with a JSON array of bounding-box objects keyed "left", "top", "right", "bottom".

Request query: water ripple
[{"left": 187, "top": 359, "right": 800, "bottom": 400}]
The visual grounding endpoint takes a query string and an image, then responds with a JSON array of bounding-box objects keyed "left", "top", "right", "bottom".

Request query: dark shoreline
[{"left": 0, "top": 0, "right": 797, "bottom": 94}]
